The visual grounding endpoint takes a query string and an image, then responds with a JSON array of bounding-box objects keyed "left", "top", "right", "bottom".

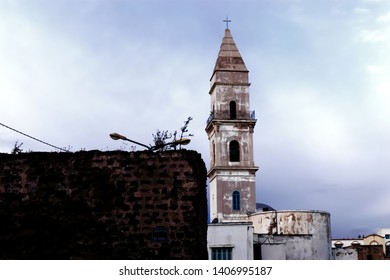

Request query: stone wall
[
  {"left": 333, "top": 245, "right": 390, "bottom": 260},
  {"left": 0, "top": 150, "right": 207, "bottom": 260},
  {"left": 354, "top": 245, "right": 388, "bottom": 260}
]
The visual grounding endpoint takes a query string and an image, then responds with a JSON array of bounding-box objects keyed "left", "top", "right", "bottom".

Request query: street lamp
[
  {"left": 174, "top": 138, "right": 191, "bottom": 146},
  {"left": 109, "top": 132, "right": 191, "bottom": 151},
  {"left": 109, "top": 133, "right": 151, "bottom": 150}
]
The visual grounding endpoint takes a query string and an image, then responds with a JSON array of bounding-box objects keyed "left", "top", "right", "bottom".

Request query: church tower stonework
[
  {"left": 206, "top": 28, "right": 258, "bottom": 222},
  {"left": 206, "top": 26, "right": 332, "bottom": 261}
]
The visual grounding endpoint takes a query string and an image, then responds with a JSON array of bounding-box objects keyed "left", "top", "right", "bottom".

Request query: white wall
[
  {"left": 377, "top": 228, "right": 390, "bottom": 237},
  {"left": 207, "top": 222, "right": 253, "bottom": 260},
  {"left": 257, "top": 234, "right": 319, "bottom": 260},
  {"left": 261, "top": 243, "right": 286, "bottom": 260}
]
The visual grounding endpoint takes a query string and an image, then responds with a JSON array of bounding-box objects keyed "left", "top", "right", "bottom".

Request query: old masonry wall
[{"left": 0, "top": 150, "right": 208, "bottom": 260}]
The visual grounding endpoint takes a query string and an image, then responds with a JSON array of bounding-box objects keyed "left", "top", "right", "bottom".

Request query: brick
[{"left": 0, "top": 150, "right": 207, "bottom": 260}]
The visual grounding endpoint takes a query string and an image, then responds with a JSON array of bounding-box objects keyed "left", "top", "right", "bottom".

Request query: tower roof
[{"left": 213, "top": 28, "right": 248, "bottom": 73}]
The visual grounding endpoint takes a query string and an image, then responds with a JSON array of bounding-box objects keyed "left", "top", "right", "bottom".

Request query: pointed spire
[{"left": 213, "top": 28, "right": 248, "bottom": 72}]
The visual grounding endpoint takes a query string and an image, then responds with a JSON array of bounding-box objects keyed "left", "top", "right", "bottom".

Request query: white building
[
  {"left": 207, "top": 222, "right": 253, "bottom": 260},
  {"left": 206, "top": 26, "right": 332, "bottom": 260}
]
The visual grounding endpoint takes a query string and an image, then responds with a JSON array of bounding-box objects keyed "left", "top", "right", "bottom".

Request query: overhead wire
[{"left": 0, "top": 122, "right": 69, "bottom": 152}]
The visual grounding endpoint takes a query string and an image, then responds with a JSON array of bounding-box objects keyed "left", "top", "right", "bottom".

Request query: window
[
  {"left": 229, "top": 101, "right": 236, "bottom": 119},
  {"left": 334, "top": 241, "right": 343, "bottom": 248},
  {"left": 211, "top": 247, "right": 232, "bottom": 260},
  {"left": 385, "top": 234, "right": 390, "bottom": 239},
  {"left": 232, "top": 191, "right": 240, "bottom": 211},
  {"left": 370, "top": 241, "right": 379, "bottom": 245},
  {"left": 229, "top": 140, "right": 240, "bottom": 162},
  {"left": 386, "top": 242, "right": 390, "bottom": 257}
]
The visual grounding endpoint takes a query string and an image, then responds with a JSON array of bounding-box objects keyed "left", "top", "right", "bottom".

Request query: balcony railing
[{"left": 206, "top": 110, "right": 256, "bottom": 126}]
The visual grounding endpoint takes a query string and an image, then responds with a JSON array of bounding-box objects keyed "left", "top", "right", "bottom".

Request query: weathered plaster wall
[
  {"left": 0, "top": 150, "right": 207, "bottom": 260},
  {"left": 258, "top": 235, "right": 314, "bottom": 260},
  {"left": 332, "top": 247, "right": 358, "bottom": 260},
  {"left": 250, "top": 210, "right": 332, "bottom": 259},
  {"left": 210, "top": 85, "right": 250, "bottom": 120}
]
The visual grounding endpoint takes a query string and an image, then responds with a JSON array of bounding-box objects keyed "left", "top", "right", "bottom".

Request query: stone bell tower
[{"left": 206, "top": 28, "right": 258, "bottom": 222}]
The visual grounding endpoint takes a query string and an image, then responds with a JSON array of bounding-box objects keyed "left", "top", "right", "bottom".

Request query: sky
[{"left": 1, "top": 0, "right": 390, "bottom": 238}]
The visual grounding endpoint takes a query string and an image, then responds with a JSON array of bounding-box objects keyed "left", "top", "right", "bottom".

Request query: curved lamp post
[
  {"left": 110, "top": 133, "right": 151, "bottom": 150},
  {"left": 109, "top": 132, "right": 190, "bottom": 151}
]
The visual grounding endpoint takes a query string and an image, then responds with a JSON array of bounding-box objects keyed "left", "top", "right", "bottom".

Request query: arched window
[
  {"left": 386, "top": 242, "right": 390, "bottom": 257},
  {"left": 232, "top": 191, "right": 240, "bottom": 211},
  {"left": 229, "top": 101, "right": 237, "bottom": 119},
  {"left": 229, "top": 140, "right": 240, "bottom": 162}
]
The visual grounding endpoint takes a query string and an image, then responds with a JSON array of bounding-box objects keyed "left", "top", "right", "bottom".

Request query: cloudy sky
[{"left": 1, "top": 0, "right": 390, "bottom": 238}]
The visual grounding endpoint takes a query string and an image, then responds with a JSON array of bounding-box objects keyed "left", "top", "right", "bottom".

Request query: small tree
[
  {"left": 151, "top": 116, "right": 194, "bottom": 152},
  {"left": 151, "top": 130, "right": 172, "bottom": 152},
  {"left": 11, "top": 141, "right": 23, "bottom": 154},
  {"left": 173, "top": 116, "right": 194, "bottom": 150}
]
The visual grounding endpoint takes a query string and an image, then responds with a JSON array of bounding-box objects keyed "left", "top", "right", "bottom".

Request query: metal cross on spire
[{"left": 223, "top": 16, "right": 231, "bottom": 29}]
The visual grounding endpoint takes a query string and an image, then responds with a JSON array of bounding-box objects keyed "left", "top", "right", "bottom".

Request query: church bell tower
[{"left": 206, "top": 27, "right": 258, "bottom": 222}]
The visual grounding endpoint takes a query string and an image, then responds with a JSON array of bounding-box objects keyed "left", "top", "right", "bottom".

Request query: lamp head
[
  {"left": 175, "top": 138, "right": 191, "bottom": 146},
  {"left": 109, "top": 133, "right": 127, "bottom": 141}
]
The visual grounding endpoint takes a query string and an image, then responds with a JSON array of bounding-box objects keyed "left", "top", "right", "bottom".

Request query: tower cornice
[
  {"left": 208, "top": 82, "right": 251, "bottom": 95},
  {"left": 208, "top": 166, "right": 259, "bottom": 180},
  {"left": 205, "top": 118, "right": 257, "bottom": 134}
]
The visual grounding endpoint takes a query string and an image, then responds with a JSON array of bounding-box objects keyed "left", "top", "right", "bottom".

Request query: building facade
[
  {"left": 332, "top": 228, "right": 390, "bottom": 260},
  {"left": 207, "top": 222, "right": 254, "bottom": 260},
  {"left": 206, "top": 27, "right": 258, "bottom": 223},
  {"left": 377, "top": 228, "right": 390, "bottom": 257},
  {"left": 206, "top": 26, "right": 332, "bottom": 260}
]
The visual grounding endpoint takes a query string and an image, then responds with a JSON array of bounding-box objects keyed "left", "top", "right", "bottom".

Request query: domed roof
[{"left": 256, "top": 202, "right": 276, "bottom": 212}]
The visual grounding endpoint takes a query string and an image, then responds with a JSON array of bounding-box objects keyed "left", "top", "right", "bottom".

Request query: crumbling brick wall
[
  {"left": 353, "top": 244, "right": 388, "bottom": 260},
  {"left": 0, "top": 150, "right": 207, "bottom": 260}
]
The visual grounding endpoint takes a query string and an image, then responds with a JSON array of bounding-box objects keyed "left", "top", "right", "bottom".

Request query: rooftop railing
[{"left": 206, "top": 110, "right": 256, "bottom": 126}]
